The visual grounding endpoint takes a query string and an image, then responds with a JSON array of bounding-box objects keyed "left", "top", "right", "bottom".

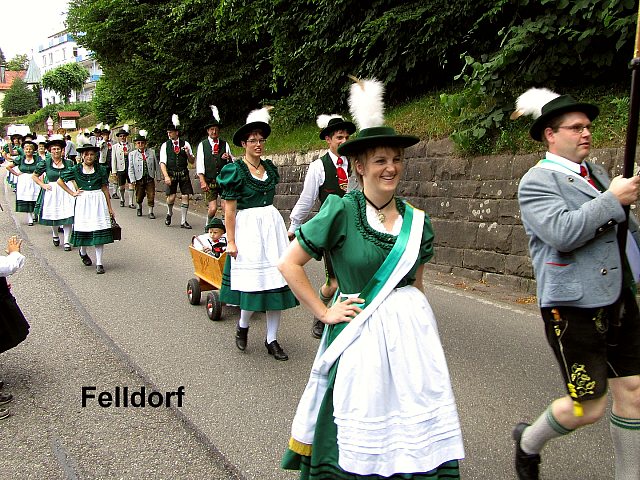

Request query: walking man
[
  {"left": 287, "top": 114, "right": 355, "bottom": 338},
  {"left": 111, "top": 125, "right": 135, "bottom": 208},
  {"left": 196, "top": 105, "right": 233, "bottom": 223},
  {"left": 159, "top": 115, "right": 195, "bottom": 229},
  {"left": 127, "top": 130, "right": 157, "bottom": 219},
  {"left": 514, "top": 89, "right": 640, "bottom": 479}
]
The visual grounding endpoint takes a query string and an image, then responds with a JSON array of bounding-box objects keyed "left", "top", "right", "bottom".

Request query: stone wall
[{"left": 270, "top": 141, "right": 631, "bottom": 294}]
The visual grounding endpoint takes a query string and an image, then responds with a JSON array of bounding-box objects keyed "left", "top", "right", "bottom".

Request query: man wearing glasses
[{"left": 514, "top": 92, "right": 640, "bottom": 479}]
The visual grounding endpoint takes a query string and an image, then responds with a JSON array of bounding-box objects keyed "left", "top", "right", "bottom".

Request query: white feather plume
[
  {"left": 348, "top": 77, "right": 385, "bottom": 130},
  {"left": 246, "top": 106, "right": 272, "bottom": 124},
  {"left": 123, "top": 123, "right": 130, "bottom": 133},
  {"left": 210, "top": 105, "right": 220, "bottom": 122},
  {"left": 104, "top": 124, "right": 110, "bottom": 131},
  {"left": 510, "top": 88, "right": 560, "bottom": 120},
  {"left": 316, "top": 114, "right": 342, "bottom": 129},
  {"left": 49, "top": 134, "right": 65, "bottom": 142},
  {"left": 171, "top": 114, "right": 180, "bottom": 128},
  {"left": 84, "top": 128, "right": 90, "bottom": 134},
  {"left": 96, "top": 122, "right": 103, "bottom": 130},
  {"left": 139, "top": 129, "right": 147, "bottom": 138}
]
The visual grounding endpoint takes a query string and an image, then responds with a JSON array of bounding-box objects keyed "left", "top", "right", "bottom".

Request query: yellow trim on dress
[{"left": 288, "top": 437, "right": 312, "bottom": 456}]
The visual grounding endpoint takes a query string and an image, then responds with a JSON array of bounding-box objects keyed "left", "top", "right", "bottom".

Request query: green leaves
[
  {"left": 41, "top": 63, "right": 89, "bottom": 103},
  {"left": 1, "top": 78, "right": 39, "bottom": 116}
]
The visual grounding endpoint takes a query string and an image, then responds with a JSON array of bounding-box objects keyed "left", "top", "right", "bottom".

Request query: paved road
[{"left": 1, "top": 175, "right": 614, "bottom": 479}]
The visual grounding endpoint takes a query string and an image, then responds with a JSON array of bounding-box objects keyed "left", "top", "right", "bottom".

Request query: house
[{"left": 0, "top": 67, "right": 27, "bottom": 117}]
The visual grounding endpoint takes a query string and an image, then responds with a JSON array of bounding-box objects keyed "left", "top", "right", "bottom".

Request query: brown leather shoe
[
  {"left": 265, "top": 340, "right": 288, "bottom": 361},
  {"left": 513, "top": 423, "right": 540, "bottom": 479}
]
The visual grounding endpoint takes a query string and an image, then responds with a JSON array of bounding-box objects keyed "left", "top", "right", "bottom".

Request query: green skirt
[
  {"left": 71, "top": 228, "right": 114, "bottom": 246},
  {"left": 15, "top": 200, "right": 36, "bottom": 213},
  {"left": 219, "top": 255, "right": 299, "bottom": 311}
]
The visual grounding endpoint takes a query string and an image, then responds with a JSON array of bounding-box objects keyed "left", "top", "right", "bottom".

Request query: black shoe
[
  {"left": 79, "top": 251, "right": 93, "bottom": 266},
  {"left": 149, "top": 212, "right": 156, "bottom": 219},
  {"left": 181, "top": 222, "right": 192, "bottom": 229},
  {"left": 236, "top": 325, "right": 249, "bottom": 351},
  {"left": 129, "top": 204, "right": 136, "bottom": 209},
  {"left": 52, "top": 236, "right": 60, "bottom": 247},
  {"left": 96, "top": 265, "right": 105, "bottom": 274},
  {"left": 58, "top": 226, "right": 64, "bottom": 233},
  {"left": 111, "top": 192, "right": 119, "bottom": 199},
  {"left": 28, "top": 222, "right": 33, "bottom": 226},
  {"left": 63, "top": 243, "right": 72, "bottom": 251},
  {"left": 312, "top": 319, "right": 324, "bottom": 339},
  {"left": 265, "top": 340, "right": 288, "bottom": 361},
  {"left": 120, "top": 199, "right": 125, "bottom": 207},
  {"left": 165, "top": 215, "right": 172, "bottom": 226},
  {"left": 0, "top": 392, "right": 13, "bottom": 406},
  {"left": 513, "top": 423, "right": 540, "bottom": 480},
  {"left": 136, "top": 207, "right": 142, "bottom": 217}
]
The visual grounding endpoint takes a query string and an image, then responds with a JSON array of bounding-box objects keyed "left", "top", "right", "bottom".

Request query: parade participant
[
  {"left": 4, "top": 139, "right": 40, "bottom": 226},
  {"left": 0, "top": 235, "right": 30, "bottom": 420},
  {"left": 59, "top": 129, "right": 77, "bottom": 163},
  {"left": 159, "top": 114, "right": 195, "bottom": 229},
  {"left": 196, "top": 105, "right": 233, "bottom": 223},
  {"left": 514, "top": 89, "right": 640, "bottom": 479},
  {"left": 3, "top": 133, "right": 24, "bottom": 192},
  {"left": 111, "top": 124, "right": 135, "bottom": 208},
  {"left": 193, "top": 217, "right": 227, "bottom": 258},
  {"left": 127, "top": 130, "right": 157, "bottom": 219},
  {"left": 98, "top": 125, "right": 117, "bottom": 198},
  {"left": 217, "top": 107, "right": 298, "bottom": 360},
  {"left": 35, "top": 136, "right": 49, "bottom": 162},
  {"left": 288, "top": 114, "right": 356, "bottom": 339},
  {"left": 58, "top": 138, "right": 115, "bottom": 274},
  {"left": 32, "top": 134, "right": 75, "bottom": 249},
  {"left": 279, "top": 78, "right": 464, "bottom": 479}
]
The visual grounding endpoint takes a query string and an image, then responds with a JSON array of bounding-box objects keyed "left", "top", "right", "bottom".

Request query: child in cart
[{"left": 192, "top": 217, "right": 227, "bottom": 258}]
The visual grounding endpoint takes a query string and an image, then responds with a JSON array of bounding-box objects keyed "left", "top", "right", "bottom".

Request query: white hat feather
[
  {"left": 96, "top": 122, "right": 103, "bottom": 130},
  {"left": 316, "top": 114, "right": 342, "bottom": 129},
  {"left": 139, "top": 129, "right": 147, "bottom": 138},
  {"left": 246, "top": 106, "right": 272, "bottom": 124},
  {"left": 123, "top": 123, "right": 130, "bottom": 133},
  {"left": 171, "top": 114, "right": 180, "bottom": 128},
  {"left": 510, "top": 88, "right": 560, "bottom": 120},
  {"left": 348, "top": 76, "right": 385, "bottom": 130},
  {"left": 210, "top": 105, "right": 220, "bottom": 122},
  {"left": 104, "top": 124, "right": 110, "bottom": 131}
]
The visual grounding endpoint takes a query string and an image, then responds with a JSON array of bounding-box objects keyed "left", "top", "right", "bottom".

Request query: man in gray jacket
[
  {"left": 515, "top": 92, "right": 640, "bottom": 479},
  {"left": 127, "top": 130, "right": 157, "bottom": 219}
]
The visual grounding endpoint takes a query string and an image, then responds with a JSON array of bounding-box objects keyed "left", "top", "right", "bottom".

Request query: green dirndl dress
[
  {"left": 12, "top": 157, "right": 40, "bottom": 213},
  {"left": 34, "top": 158, "right": 75, "bottom": 226},
  {"left": 281, "top": 192, "right": 463, "bottom": 479},
  {"left": 216, "top": 159, "right": 298, "bottom": 311}
]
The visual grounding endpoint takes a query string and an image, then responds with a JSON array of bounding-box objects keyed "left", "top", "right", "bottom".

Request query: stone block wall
[{"left": 270, "top": 140, "right": 632, "bottom": 294}]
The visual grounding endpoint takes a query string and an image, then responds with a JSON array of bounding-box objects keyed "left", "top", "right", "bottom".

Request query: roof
[
  {"left": 58, "top": 111, "right": 81, "bottom": 118},
  {"left": 0, "top": 70, "right": 26, "bottom": 91}
]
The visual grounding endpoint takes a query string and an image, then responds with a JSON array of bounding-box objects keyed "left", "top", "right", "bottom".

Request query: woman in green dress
[
  {"left": 57, "top": 140, "right": 115, "bottom": 274},
  {"left": 4, "top": 139, "right": 40, "bottom": 225},
  {"left": 216, "top": 107, "right": 298, "bottom": 361},
  {"left": 278, "top": 79, "right": 464, "bottom": 479}
]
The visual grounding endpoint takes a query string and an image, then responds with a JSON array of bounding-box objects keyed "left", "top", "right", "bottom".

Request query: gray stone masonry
[{"left": 270, "top": 140, "right": 639, "bottom": 295}]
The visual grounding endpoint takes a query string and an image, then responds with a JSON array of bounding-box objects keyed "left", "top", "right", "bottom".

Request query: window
[
  {"left": 48, "top": 53, "right": 53, "bottom": 64},
  {"left": 42, "top": 55, "right": 46, "bottom": 65},
  {"left": 73, "top": 47, "right": 78, "bottom": 57},
  {"left": 62, "top": 49, "right": 66, "bottom": 60}
]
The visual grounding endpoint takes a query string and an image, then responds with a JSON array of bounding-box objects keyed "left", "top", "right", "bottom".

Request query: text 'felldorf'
[{"left": 81, "top": 386, "right": 185, "bottom": 408}]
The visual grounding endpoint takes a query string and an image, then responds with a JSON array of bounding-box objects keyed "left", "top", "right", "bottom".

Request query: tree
[
  {"left": 92, "top": 77, "right": 118, "bottom": 125},
  {"left": 6, "top": 54, "right": 28, "bottom": 71},
  {"left": 2, "top": 78, "right": 39, "bottom": 116},
  {"left": 41, "top": 62, "right": 89, "bottom": 103}
]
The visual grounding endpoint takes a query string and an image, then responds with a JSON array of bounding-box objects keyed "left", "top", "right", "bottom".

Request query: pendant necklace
[
  {"left": 363, "top": 192, "right": 394, "bottom": 223},
  {"left": 246, "top": 158, "right": 261, "bottom": 170}
]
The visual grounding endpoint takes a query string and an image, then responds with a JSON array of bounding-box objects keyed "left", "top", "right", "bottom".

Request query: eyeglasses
[
  {"left": 557, "top": 124, "right": 594, "bottom": 134},
  {"left": 245, "top": 138, "right": 266, "bottom": 145}
]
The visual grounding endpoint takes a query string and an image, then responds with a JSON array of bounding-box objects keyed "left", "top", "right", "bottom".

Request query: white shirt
[
  {"left": 159, "top": 139, "right": 193, "bottom": 165},
  {"left": 0, "top": 251, "right": 25, "bottom": 277},
  {"left": 195, "top": 137, "right": 233, "bottom": 175},
  {"left": 288, "top": 151, "right": 350, "bottom": 234}
]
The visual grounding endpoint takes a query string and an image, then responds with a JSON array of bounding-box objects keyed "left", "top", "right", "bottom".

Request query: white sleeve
[
  {"left": 195, "top": 142, "right": 205, "bottom": 175},
  {"left": 0, "top": 252, "right": 26, "bottom": 277},
  {"left": 159, "top": 143, "right": 167, "bottom": 164},
  {"left": 184, "top": 141, "right": 193, "bottom": 156},
  {"left": 288, "top": 159, "right": 324, "bottom": 233}
]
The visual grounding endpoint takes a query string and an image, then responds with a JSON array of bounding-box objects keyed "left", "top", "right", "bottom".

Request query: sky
[{"left": 1, "top": 0, "right": 70, "bottom": 61}]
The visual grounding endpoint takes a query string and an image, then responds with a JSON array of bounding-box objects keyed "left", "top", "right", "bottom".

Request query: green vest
[
  {"left": 164, "top": 139, "right": 189, "bottom": 171},
  {"left": 201, "top": 138, "right": 229, "bottom": 180},
  {"left": 319, "top": 152, "right": 347, "bottom": 204}
]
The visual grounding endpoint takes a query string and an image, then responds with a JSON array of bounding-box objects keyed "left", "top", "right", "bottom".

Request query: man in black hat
[
  {"left": 515, "top": 90, "right": 640, "bottom": 479},
  {"left": 127, "top": 130, "right": 157, "bottom": 219},
  {"left": 195, "top": 106, "right": 233, "bottom": 224},
  {"left": 111, "top": 125, "right": 135, "bottom": 208},
  {"left": 287, "top": 114, "right": 356, "bottom": 339},
  {"left": 97, "top": 126, "right": 116, "bottom": 197},
  {"left": 159, "top": 115, "right": 195, "bottom": 228}
]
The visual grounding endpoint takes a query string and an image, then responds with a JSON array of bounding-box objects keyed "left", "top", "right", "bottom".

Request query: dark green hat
[
  {"left": 337, "top": 126, "right": 419, "bottom": 156},
  {"left": 205, "top": 217, "right": 225, "bottom": 233},
  {"left": 319, "top": 117, "right": 356, "bottom": 140},
  {"left": 530, "top": 95, "right": 599, "bottom": 142}
]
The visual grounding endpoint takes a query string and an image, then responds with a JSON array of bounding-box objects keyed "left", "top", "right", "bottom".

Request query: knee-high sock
[
  {"left": 79, "top": 246, "right": 87, "bottom": 256},
  {"left": 63, "top": 224, "right": 72, "bottom": 244},
  {"left": 239, "top": 309, "right": 253, "bottom": 329},
  {"left": 167, "top": 203, "right": 174, "bottom": 216},
  {"left": 266, "top": 310, "right": 281, "bottom": 344},
  {"left": 119, "top": 186, "right": 125, "bottom": 197},
  {"left": 95, "top": 244, "right": 104, "bottom": 265},
  {"left": 181, "top": 203, "right": 188, "bottom": 224},
  {"left": 521, "top": 405, "right": 574, "bottom": 455},
  {"left": 610, "top": 413, "right": 640, "bottom": 479},
  {"left": 51, "top": 226, "right": 58, "bottom": 238},
  {"left": 26, "top": 212, "right": 33, "bottom": 223},
  {"left": 127, "top": 188, "right": 135, "bottom": 205},
  {"left": 148, "top": 205, "right": 154, "bottom": 215}
]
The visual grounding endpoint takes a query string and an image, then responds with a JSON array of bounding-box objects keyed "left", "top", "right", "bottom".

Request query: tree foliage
[
  {"left": 41, "top": 62, "right": 89, "bottom": 103},
  {"left": 2, "top": 78, "right": 39, "bottom": 115},
  {"left": 6, "top": 54, "right": 29, "bottom": 71},
  {"left": 92, "top": 76, "right": 118, "bottom": 125}
]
